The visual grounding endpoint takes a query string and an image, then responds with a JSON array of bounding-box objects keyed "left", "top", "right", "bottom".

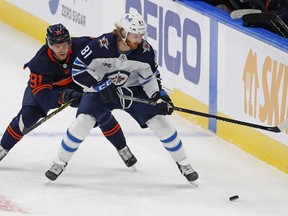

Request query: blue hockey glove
[
  {"left": 151, "top": 91, "right": 174, "bottom": 115},
  {"left": 58, "top": 89, "right": 82, "bottom": 107},
  {"left": 93, "top": 79, "right": 119, "bottom": 103}
]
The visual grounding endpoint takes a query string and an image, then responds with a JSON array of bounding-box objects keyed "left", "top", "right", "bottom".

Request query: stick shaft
[
  {"left": 118, "top": 94, "right": 282, "bottom": 133},
  {"left": 22, "top": 100, "right": 73, "bottom": 135},
  {"left": 174, "top": 106, "right": 280, "bottom": 132}
]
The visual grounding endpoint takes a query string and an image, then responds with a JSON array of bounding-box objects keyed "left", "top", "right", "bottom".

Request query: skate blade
[
  {"left": 45, "top": 180, "right": 52, "bottom": 186},
  {"left": 189, "top": 181, "right": 198, "bottom": 187},
  {"left": 130, "top": 165, "right": 137, "bottom": 172}
]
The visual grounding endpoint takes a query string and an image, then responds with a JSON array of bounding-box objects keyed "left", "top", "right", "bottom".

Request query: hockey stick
[
  {"left": 242, "top": 13, "right": 288, "bottom": 37},
  {"left": 21, "top": 99, "right": 74, "bottom": 135},
  {"left": 238, "top": 0, "right": 288, "bottom": 37},
  {"left": 230, "top": 9, "right": 261, "bottom": 19},
  {"left": 239, "top": 0, "right": 288, "bottom": 30},
  {"left": 274, "top": 15, "right": 288, "bottom": 33},
  {"left": 118, "top": 94, "right": 288, "bottom": 133},
  {"left": 228, "top": 0, "right": 242, "bottom": 10}
]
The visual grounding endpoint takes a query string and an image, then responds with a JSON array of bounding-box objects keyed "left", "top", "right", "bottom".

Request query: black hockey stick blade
[
  {"left": 230, "top": 9, "right": 261, "bottom": 19},
  {"left": 239, "top": 0, "right": 288, "bottom": 34},
  {"left": 118, "top": 94, "right": 288, "bottom": 133},
  {"left": 21, "top": 99, "right": 74, "bottom": 135},
  {"left": 242, "top": 13, "right": 288, "bottom": 38}
]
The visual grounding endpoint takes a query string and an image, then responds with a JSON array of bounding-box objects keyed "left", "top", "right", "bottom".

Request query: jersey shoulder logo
[
  {"left": 98, "top": 36, "right": 109, "bottom": 50},
  {"left": 143, "top": 41, "right": 150, "bottom": 53}
]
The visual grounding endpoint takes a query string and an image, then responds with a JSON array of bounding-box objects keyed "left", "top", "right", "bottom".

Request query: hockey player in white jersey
[{"left": 45, "top": 12, "right": 199, "bottom": 184}]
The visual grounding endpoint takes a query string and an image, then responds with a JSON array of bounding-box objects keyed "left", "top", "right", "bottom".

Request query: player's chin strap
[{"left": 117, "top": 93, "right": 288, "bottom": 133}]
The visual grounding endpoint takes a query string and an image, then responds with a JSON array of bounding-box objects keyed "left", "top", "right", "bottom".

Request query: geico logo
[{"left": 126, "top": 0, "right": 201, "bottom": 85}]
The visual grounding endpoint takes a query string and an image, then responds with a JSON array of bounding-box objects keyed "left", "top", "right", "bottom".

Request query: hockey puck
[{"left": 229, "top": 195, "right": 239, "bottom": 201}]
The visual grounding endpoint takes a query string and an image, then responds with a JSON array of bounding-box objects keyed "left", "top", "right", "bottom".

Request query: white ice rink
[{"left": 0, "top": 21, "right": 288, "bottom": 216}]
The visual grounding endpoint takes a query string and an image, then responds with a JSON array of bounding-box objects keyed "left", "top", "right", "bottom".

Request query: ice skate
[
  {"left": 0, "top": 145, "right": 8, "bottom": 161},
  {"left": 118, "top": 146, "right": 137, "bottom": 170},
  {"left": 45, "top": 160, "right": 67, "bottom": 181},
  {"left": 177, "top": 158, "right": 199, "bottom": 186}
]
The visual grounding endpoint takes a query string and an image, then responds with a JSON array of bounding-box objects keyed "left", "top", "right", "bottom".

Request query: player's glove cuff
[
  {"left": 93, "top": 79, "right": 119, "bottom": 103},
  {"left": 58, "top": 89, "right": 82, "bottom": 108},
  {"left": 151, "top": 91, "right": 174, "bottom": 115}
]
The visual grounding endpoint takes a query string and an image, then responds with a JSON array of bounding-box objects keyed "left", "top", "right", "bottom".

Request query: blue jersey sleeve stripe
[{"left": 74, "top": 57, "right": 87, "bottom": 67}]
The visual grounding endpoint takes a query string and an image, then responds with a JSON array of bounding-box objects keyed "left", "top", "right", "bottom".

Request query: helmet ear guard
[
  {"left": 115, "top": 13, "right": 147, "bottom": 43},
  {"left": 46, "top": 23, "right": 71, "bottom": 48}
]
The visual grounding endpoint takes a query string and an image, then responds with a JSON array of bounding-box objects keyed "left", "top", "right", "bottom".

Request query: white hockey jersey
[{"left": 72, "top": 33, "right": 161, "bottom": 98}]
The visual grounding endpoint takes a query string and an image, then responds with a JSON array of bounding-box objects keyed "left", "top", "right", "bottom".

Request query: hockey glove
[
  {"left": 93, "top": 79, "right": 119, "bottom": 103},
  {"left": 151, "top": 91, "right": 174, "bottom": 115},
  {"left": 58, "top": 89, "right": 82, "bottom": 108}
]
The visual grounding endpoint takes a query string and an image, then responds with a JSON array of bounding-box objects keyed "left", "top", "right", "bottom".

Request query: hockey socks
[{"left": 99, "top": 115, "right": 126, "bottom": 150}]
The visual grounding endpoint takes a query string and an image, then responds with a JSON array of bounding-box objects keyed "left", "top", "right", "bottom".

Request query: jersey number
[
  {"left": 81, "top": 46, "right": 92, "bottom": 59},
  {"left": 30, "top": 73, "right": 43, "bottom": 88}
]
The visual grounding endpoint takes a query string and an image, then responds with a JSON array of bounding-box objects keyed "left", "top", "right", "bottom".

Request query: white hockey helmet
[{"left": 115, "top": 12, "right": 147, "bottom": 42}]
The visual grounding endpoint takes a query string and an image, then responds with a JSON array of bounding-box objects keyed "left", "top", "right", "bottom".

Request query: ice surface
[{"left": 0, "top": 21, "right": 288, "bottom": 216}]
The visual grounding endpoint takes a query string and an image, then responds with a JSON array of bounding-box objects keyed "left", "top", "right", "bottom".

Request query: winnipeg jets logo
[
  {"left": 143, "top": 41, "right": 150, "bottom": 53},
  {"left": 108, "top": 71, "right": 129, "bottom": 86},
  {"left": 98, "top": 36, "right": 109, "bottom": 50}
]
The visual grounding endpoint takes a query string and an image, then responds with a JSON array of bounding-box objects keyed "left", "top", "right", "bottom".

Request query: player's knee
[
  {"left": 60, "top": 114, "right": 96, "bottom": 154},
  {"left": 19, "top": 106, "right": 45, "bottom": 128},
  {"left": 146, "top": 115, "right": 175, "bottom": 139},
  {"left": 68, "top": 114, "right": 96, "bottom": 140}
]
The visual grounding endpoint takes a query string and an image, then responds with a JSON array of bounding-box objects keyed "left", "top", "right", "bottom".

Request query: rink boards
[{"left": 1, "top": 0, "right": 288, "bottom": 173}]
